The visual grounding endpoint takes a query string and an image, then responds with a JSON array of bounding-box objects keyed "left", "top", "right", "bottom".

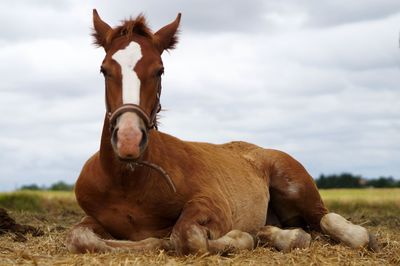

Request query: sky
[{"left": 0, "top": 0, "right": 399, "bottom": 191}]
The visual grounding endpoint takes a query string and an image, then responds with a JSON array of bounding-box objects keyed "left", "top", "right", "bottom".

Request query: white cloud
[{"left": 0, "top": 1, "right": 399, "bottom": 191}]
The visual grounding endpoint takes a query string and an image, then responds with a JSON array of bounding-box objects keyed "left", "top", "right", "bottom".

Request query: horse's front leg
[
  {"left": 170, "top": 198, "right": 254, "bottom": 255},
  {"left": 66, "top": 216, "right": 171, "bottom": 253}
]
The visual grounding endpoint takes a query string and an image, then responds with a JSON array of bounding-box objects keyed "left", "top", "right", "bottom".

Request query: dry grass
[{"left": 1, "top": 189, "right": 399, "bottom": 265}]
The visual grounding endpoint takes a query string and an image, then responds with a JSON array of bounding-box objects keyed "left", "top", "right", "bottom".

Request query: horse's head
[{"left": 93, "top": 9, "right": 180, "bottom": 161}]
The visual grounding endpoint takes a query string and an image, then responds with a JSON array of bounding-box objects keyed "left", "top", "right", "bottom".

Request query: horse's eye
[
  {"left": 100, "top": 66, "right": 108, "bottom": 77},
  {"left": 156, "top": 67, "right": 164, "bottom": 77}
]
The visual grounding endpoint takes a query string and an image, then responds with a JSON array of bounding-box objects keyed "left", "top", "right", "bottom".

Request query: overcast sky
[{"left": 0, "top": 0, "right": 399, "bottom": 191}]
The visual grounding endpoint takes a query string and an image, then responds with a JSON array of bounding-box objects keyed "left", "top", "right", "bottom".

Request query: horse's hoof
[
  {"left": 257, "top": 226, "right": 311, "bottom": 252},
  {"left": 320, "top": 213, "right": 369, "bottom": 249}
]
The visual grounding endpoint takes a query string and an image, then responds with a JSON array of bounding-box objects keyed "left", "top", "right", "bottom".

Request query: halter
[{"left": 104, "top": 78, "right": 176, "bottom": 193}]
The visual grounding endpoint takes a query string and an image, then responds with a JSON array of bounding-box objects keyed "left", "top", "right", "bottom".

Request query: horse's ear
[
  {"left": 92, "top": 9, "right": 112, "bottom": 50},
  {"left": 154, "top": 13, "right": 181, "bottom": 54}
]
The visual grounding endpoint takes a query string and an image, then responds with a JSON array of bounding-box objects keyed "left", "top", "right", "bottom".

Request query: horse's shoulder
[
  {"left": 75, "top": 152, "right": 106, "bottom": 213},
  {"left": 76, "top": 152, "right": 101, "bottom": 185}
]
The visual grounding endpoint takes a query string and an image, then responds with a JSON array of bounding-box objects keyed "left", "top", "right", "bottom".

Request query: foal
[{"left": 66, "top": 10, "right": 376, "bottom": 255}]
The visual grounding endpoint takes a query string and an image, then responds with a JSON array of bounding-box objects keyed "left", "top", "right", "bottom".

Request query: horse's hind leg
[
  {"left": 252, "top": 149, "right": 375, "bottom": 250},
  {"left": 319, "top": 212, "right": 376, "bottom": 249},
  {"left": 66, "top": 216, "right": 170, "bottom": 253},
  {"left": 266, "top": 150, "right": 327, "bottom": 231},
  {"left": 268, "top": 150, "right": 378, "bottom": 249}
]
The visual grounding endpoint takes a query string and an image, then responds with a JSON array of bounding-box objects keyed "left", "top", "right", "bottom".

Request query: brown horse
[{"left": 66, "top": 10, "right": 376, "bottom": 255}]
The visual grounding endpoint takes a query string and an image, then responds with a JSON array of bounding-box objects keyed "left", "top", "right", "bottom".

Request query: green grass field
[{"left": 0, "top": 188, "right": 399, "bottom": 265}]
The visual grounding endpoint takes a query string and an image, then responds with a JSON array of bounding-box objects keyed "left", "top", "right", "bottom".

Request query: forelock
[{"left": 108, "top": 14, "right": 154, "bottom": 44}]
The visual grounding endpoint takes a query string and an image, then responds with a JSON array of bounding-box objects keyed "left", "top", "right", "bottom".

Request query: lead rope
[
  {"left": 130, "top": 161, "right": 177, "bottom": 193},
  {"left": 138, "top": 83, "right": 176, "bottom": 192}
]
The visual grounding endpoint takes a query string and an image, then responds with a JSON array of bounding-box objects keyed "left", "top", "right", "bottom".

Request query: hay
[
  {"left": 0, "top": 189, "right": 399, "bottom": 265},
  {"left": 0, "top": 212, "right": 399, "bottom": 265}
]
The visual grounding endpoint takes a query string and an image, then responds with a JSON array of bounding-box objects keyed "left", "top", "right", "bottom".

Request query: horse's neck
[{"left": 99, "top": 115, "right": 116, "bottom": 172}]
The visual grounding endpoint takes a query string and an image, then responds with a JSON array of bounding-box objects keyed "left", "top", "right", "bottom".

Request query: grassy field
[{"left": 0, "top": 189, "right": 399, "bottom": 265}]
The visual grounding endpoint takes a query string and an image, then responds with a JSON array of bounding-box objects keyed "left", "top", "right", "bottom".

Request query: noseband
[{"left": 108, "top": 102, "right": 160, "bottom": 131}]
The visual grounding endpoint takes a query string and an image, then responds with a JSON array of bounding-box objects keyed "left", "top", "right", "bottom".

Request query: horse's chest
[{"left": 96, "top": 197, "right": 179, "bottom": 241}]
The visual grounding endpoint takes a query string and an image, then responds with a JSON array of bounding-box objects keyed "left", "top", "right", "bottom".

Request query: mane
[{"left": 93, "top": 14, "right": 154, "bottom": 47}]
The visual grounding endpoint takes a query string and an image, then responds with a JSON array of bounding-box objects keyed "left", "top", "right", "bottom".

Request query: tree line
[
  {"left": 19, "top": 181, "right": 74, "bottom": 191},
  {"left": 18, "top": 174, "right": 399, "bottom": 191},
  {"left": 315, "top": 173, "right": 400, "bottom": 189}
]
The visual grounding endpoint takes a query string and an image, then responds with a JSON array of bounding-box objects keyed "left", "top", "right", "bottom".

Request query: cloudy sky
[{"left": 0, "top": 0, "right": 399, "bottom": 191}]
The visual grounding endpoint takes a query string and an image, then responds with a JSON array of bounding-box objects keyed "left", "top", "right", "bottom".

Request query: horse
[{"left": 66, "top": 9, "right": 377, "bottom": 255}]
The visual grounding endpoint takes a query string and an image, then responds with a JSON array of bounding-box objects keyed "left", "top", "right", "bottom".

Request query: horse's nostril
[
  {"left": 111, "top": 127, "right": 119, "bottom": 145},
  {"left": 139, "top": 129, "right": 148, "bottom": 149}
]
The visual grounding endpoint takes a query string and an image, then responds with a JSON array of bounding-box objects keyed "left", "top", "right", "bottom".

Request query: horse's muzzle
[{"left": 111, "top": 112, "right": 148, "bottom": 160}]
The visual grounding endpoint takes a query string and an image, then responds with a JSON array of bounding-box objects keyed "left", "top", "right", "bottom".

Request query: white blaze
[{"left": 112, "top": 41, "right": 142, "bottom": 104}]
